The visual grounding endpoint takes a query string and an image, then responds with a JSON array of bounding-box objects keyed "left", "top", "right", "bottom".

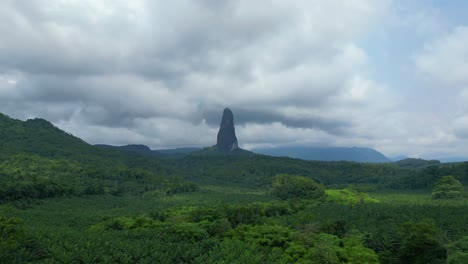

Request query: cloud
[
  {"left": 201, "top": 107, "right": 351, "bottom": 134},
  {"left": 7, "top": 0, "right": 466, "bottom": 158},
  {"left": 413, "top": 26, "right": 468, "bottom": 151},
  {"left": 415, "top": 26, "right": 468, "bottom": 87}
]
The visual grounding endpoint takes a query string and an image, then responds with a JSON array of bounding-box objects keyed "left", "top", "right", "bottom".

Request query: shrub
[
  {"left": 326, "top": 188, "right": 379, "bottom": 206},
  {"left": 299, "top": 232, "right": 379, "bottom": 264},
  {"left": 447, "top": 236, "right": 468, "bottom": 264},
  {"left": 0, "top": 217, "right": 47, "bottom": 262},
  {"left": 227, "top": 224, "right": 293, "bottom": 248},
  {"left": 396, "top": 221, "right": 446, "bottom": 264},
  {"left": 432, "top": 175, "right": 464, "bottom": 199}
]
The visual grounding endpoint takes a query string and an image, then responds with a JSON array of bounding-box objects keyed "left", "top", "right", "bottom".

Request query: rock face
[{"left": 216, "top": 108, "right": 238, "bottom": 151}]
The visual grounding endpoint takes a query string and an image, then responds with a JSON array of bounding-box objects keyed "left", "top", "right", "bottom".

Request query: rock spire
[{"left": 216, "top": 108, "right": 238, "bottom": 151}]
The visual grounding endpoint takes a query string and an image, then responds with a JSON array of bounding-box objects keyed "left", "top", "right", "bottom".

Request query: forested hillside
[
  {"left": 0, "top": 114, "right": 189, "bottom": 201},
  {"left": 1, "top": 113, "right": 467, "bottom": 199}
]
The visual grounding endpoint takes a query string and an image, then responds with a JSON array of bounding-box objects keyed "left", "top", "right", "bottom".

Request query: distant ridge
[
  {"left": 157, "top": 147, "right": 202, "bottom": 155},
  {"left": 95, "top": 144, "right": 201, "bottom": 156},
  {"left": 252, "top": 146, "right": 391, "bottom": 163},
  {"left": 394, "top": 158, "right": 441, "bottom": 169}
]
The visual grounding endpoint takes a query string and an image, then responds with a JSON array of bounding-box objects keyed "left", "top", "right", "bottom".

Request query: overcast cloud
[{"left": 2, "top": 0, "right": 468, "bottom": 159}]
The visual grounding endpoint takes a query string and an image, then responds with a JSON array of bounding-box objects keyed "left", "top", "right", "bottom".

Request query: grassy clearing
[{"left": 326, "top": 189, "right": 379, "bottom": 205}]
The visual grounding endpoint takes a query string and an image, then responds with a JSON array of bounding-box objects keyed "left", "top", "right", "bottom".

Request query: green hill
[
  {"left": 0, "top": 113, "right": 90, "bottom": 157},
  {"left": 0, "top": 113, "right": 183, "bottom": 202}
]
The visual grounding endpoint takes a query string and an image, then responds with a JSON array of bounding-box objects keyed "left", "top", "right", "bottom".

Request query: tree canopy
[
  {"left": 271, "top": 174, "right": 325, "bottom": 200},
  {"left": 432, "top": 175, "right": 464, "bottom": 199}
]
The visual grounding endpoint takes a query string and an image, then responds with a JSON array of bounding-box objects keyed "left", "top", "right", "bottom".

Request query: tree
[
  {"left": 0, "top": 216, "right": 46, "bottom": 262},
  {"left": 447, "top": 236, "right": 468, "bottom": 264},
  {"left": 432, "top": 175, "right": 464, "bottom": 199},
  {"left": 271, "top": 174, "right": 325, "bottom": 200},
  {"left": 396, "top": 221, "right": 446, "bottom": 264}
]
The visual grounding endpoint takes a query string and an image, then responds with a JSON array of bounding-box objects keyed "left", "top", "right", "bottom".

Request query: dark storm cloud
[
  {"left": 0, "top": 0, "right": 306, "bottom": 128},
  {"left": 0, "top": 0, "right": 278, "bottom": 85},
  {"left": 0, "top": 74, "right": 167, "bottom": 127},
  {"left": 201, "top": 107, "right": 350, "bottom": 135},
  {"left": 0, "top": 0, "right": 375, "bottom": 135}
]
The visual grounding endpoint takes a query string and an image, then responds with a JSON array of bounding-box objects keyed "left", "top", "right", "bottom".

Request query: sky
[{"left": 1, "top": 0, "right": 468, "bottom": 159}]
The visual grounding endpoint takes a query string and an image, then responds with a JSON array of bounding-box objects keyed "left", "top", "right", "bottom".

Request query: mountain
[
  {"left": 0, "top": 113, "right": 183, "bottom": 201},
  {"left": 193, "top": 108, "right": 253, "bottom": 156},
  {"left": 216, "top": 108, "right": 238, "bottom": 152},
  {"left": 252, "top": 146, "right": 391, "bottom": 163}
]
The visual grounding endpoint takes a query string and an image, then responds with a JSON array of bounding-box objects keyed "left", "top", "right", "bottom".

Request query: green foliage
[
  {"left": 0, "top": 113, "right": 189, "bottom": 200},
  {"left": 394, "top": 158, "right": 440, "bottom": 169},
  {"left": 0, "top": 216, "right": 47, "bottom": 262},
  {"left": 341, "top": 233, "right": 380, "bottom": 263},
  {"left": 284, "top": 232, "right": 379, "bottom": 264},
  {"left": 447, "top": 236, "right": 468, "bottom": 264},
  {"left": 1, "top": 113, "right": 468, "bottom": 263},
  {"left": 90, "top": 215, "right": 158, "bottom": 231},
  {"left": 326, "top": 188, "right": 379, "bottom": 206},
  {"left": 2, "top": 188, "right": 467, "bottom": 263},
  {"left": 271, "top": 174, "right": 325, "bottom": 200},
  {"left": 165, "top": 181, "right": 199, "bottom": 195},
  {"left": 304, "top": 233, "right": 343, "bottom": 263},
  {"left": 393, "top": 164, "right": 468, "bottom": 190},
  {"left": 396, "top": 220, "right": 446, "bottom": 264},
  {"left": 432, "top": 175, "right": 464, "bottom": 199},
  {"left": 169, "top": 154, "right": 416, "bottom": 188},
  {"left": 194, "top": 238, "right": 266, "bottom": 263},
  {"left": 228, "top": 224, "right": 293, "bottom": 248},
  {"left": 0, "top": 153, "right": 198, "bottom": 202},
  {"left": 0, "top": 217, "right": 26, "bottom": 254},
  {"left": 78, "top": 197, "right": 384, "bottom": 263}
]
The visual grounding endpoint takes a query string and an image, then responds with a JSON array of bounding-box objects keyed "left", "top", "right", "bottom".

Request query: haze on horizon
[{"left": 1, "top": 0, "right": 468, "bottom": 160}]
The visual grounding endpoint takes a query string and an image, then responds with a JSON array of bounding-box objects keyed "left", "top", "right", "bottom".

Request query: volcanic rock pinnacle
[{"left": 216, "top": 108, "right": 238, "bottom": 151}]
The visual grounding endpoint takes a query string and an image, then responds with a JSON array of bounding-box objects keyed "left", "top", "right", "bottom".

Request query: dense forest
[{"left": 1, "top": 113, "right": 467, "bottom": 263}]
